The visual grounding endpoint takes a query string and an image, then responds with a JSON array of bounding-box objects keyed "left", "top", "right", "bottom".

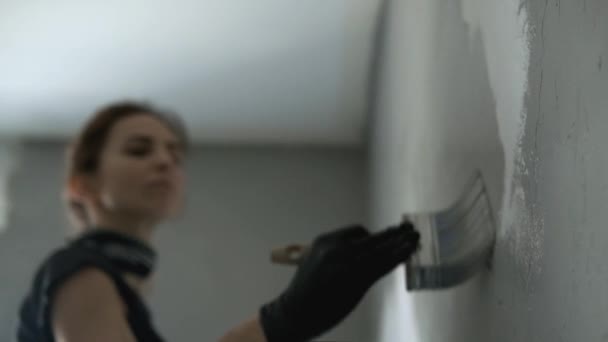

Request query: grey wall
[
  {"left": 0, "top": 142, "right": 369, "bottom": 341},
  {"left": 369, "top": 0, "right": 608, "bottom": 341},
  {"left": 371, "top": 0, "right": 608, "bottom": 342}
]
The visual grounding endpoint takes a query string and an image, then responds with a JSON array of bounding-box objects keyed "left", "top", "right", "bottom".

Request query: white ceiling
[{"left": 0, "top": 0, "right": 380, "bottom": 146}]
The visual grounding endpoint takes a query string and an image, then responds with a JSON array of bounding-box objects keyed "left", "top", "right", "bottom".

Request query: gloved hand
[{"left": 259, "top": 223, "right": 420, "bottom": 342}]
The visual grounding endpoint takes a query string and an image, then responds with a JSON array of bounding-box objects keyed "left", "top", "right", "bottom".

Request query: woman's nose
[{"left": 153, "top": 148, "right": 173, "bottom": 169}]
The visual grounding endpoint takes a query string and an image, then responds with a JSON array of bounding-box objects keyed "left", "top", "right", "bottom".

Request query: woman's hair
[{"left": 63, "top": 101, "right": 190, "bottom": 231}]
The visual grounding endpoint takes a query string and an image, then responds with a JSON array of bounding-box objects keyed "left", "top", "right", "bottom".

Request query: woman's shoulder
[
  {"left": 51, "top": 267, "right": 133, "bottom": 341},
  {"left": 17, "top": 243, "right": 127, "bottom": 341}
]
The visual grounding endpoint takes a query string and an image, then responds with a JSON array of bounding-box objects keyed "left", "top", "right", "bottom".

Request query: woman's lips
[{"left": 146, "top": 180, "right": 174, "bottom": 191}]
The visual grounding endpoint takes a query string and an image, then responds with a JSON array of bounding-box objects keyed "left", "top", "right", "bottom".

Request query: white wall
[
  {"left": 370, "top": 0, "right": 608, "bottom": 341},
  {"left": 0, "top": 142, "right": 369, "bottom": 341}
]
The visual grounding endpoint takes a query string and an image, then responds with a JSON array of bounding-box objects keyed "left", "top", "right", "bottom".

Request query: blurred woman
[{"left": 16, "top": 101, "right": 419, "bottom": 342}]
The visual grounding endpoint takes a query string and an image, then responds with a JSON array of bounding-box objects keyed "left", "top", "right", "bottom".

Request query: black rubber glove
[{"left": 259, "top": 223, "right": 420, "bottom": 342}]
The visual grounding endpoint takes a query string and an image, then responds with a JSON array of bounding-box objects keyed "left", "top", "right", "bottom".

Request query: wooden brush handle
[{"left": 271, "top": 244, "right": 309, "bottom": 265}]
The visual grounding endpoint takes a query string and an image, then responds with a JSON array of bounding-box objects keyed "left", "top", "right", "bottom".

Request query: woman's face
[{"left": 86, "top": 114, "right": 186, "bottom": 223}]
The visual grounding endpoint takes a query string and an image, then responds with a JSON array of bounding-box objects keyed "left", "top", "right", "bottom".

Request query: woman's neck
[
  {"left": 86, "top": 216, "right": 158, "bottom": 297},
  {"left": 91, "top": 214, "right": 157, "bottom": 247}
]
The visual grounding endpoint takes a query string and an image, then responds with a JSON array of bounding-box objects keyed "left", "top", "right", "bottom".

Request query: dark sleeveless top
[{"left": 16, "top": 230, "right": 165, "bottom": 341}]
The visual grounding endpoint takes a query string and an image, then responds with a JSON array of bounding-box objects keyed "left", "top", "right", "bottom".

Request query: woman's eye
[{"left": 127, "top": 147, "right": 150, "bottom": 157}]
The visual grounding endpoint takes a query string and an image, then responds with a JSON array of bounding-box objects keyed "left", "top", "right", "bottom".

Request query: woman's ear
[
  {"left": 66, "top": 174, "right": 97, "bottom": 202},
  {"left": 64, "top": 175, "right": 94, "bottom": 234}
]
